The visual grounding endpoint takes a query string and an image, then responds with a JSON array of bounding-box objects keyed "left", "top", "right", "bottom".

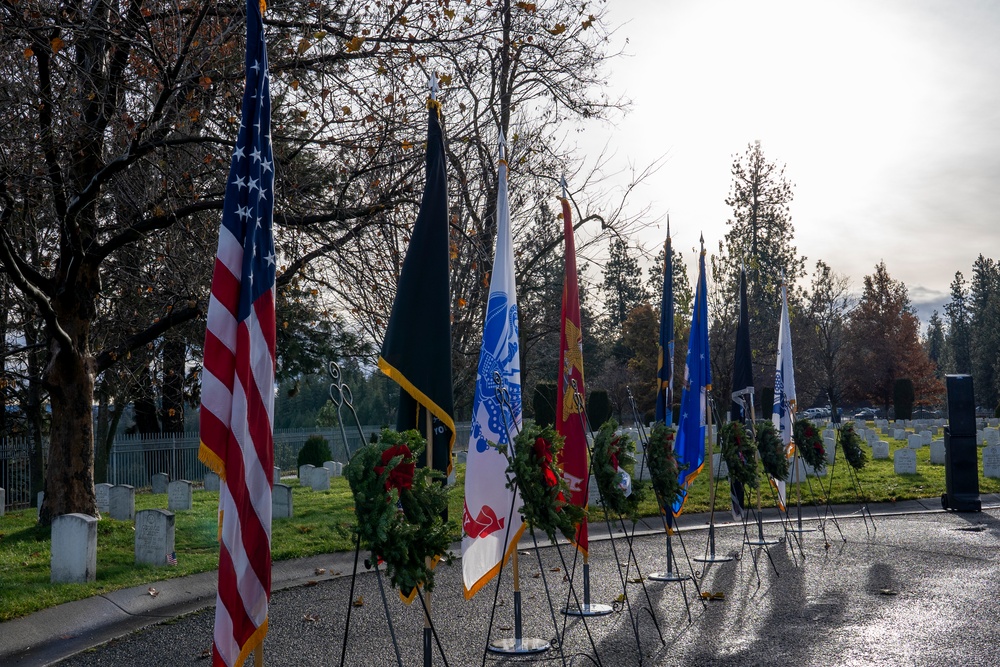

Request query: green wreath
[
  {"left": 793, "top": 418, "right": 826, "bottom": 470},
  {"left": 591, "top": 420, "right": 643, "bottom": 518},
  {"left": 755, "top": 419, "right": 790, "bottom": 481},
  {"left": 839, "top": 422, "right": 869, "bottom": 470},
  {"left": 645, "top": 423, "right": 684, "bottom": 510},
  {"left": 719, "top": 421, "right": 758, "bottom": 490},
  {"left": 500, "top": 422, "right": 584, "bottom": 543},
  {"left": 344, "top": 428, "right": 452, "bottom": 594}
]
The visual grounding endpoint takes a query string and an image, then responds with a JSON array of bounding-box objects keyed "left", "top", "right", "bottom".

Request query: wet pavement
[{"left": 4, "top": 498, "right": 1000, "bottom": 666}]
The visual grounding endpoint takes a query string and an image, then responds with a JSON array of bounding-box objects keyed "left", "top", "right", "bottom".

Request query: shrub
[
  {"left": 297, "top": 435, "right": 332, "bottom": 467},
  {"left": 587, "top": 390, "right": 612, "bottom": 429},
  {"left": 893, "top": 378, "right": 914, "bottom": 420},
  {"left": 532, "top": 382, "right": 558, "bottom": 428}
]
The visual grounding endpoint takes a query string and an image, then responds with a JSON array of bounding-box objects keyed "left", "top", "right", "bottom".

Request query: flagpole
[{"left": 693, "top": 235, "right": 732, "bottom": 565}]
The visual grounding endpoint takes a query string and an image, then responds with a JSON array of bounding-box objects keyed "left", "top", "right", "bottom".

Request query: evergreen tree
[
  {"left": 944, "top": 271, "right": 972, "bottom": 374},
  {"left": 969, "top": 255, "right": 1000, "bottom": 408},
  {"left": 924, "top": 311, "right": 946, "bottom": 379},
  {"left": 711, "top": 141, "right": 805, "bottom": 391},
  {"left": 601, "top": 237, "right": 650, "bottom": 332}
]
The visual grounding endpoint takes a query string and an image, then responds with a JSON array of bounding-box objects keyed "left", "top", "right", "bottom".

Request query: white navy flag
[{"left": 771, "top": 278, "right": 795, "bottom": 510}]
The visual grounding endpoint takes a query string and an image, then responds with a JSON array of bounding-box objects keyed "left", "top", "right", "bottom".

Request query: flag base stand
[
  {"left": 487, "top": 637, "right": 550, "bottom": 654},
  {"left": 744, "top": 537, "right": 782, "bottom": 546},
  {"left": 784, "top": 525, "right": 817, "bottom": 534},
  {"left": 561, "top": 563, "right": 613, "bottom": 616},
  {"left": 561, "top": 603, "right": 614, "bottom": 616},
  {"left": 648, "top": 570, "right": 691, "bottom": 582},
  {"left": 488, "top": 590, "right": 551, "bottom": 654}
]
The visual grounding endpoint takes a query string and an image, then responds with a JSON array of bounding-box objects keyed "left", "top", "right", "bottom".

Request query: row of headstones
[
  {"left": 50, "top": 508, "right": 178, "bottom": 584},
  {"left": 49, "top": 472, "right": 306, "bottom": 585},
  {"left": 297, "top": 461, "right": 344, "bottom": 491}
]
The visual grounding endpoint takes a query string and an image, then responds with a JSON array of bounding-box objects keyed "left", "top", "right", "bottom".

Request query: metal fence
[
  {"left": 1, "top": 437, "right": 36, "bottom": 510},
  {"left": 106, "top": 422, "right": 473, "bottom": 489},
  {"left": 0, "top": 424, "right": 474, "bottom": 504}
]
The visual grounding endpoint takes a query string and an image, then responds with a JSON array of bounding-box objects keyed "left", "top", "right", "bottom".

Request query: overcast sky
[{"left": 579, "top": 0, "right": 1000, "bottom": 322}]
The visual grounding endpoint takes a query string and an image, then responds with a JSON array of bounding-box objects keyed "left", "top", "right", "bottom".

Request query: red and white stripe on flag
[{"left": 199, "top": 1, "right": 275, "bottom": 665}]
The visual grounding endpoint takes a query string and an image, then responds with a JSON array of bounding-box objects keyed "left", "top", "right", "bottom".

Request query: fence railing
[
  {"left": 1, "top": 424, "right": 474, "bottom": 507},
  {"left": 1, "top": 437, "right": 35, "bottom": 510},
  {"left": 106, "top": 422, "right": 473, "bottom": 489}
]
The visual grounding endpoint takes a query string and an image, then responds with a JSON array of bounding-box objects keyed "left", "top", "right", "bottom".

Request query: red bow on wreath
[
  {"left": 533, "top": 437, "right": 565, "bottom": 503},
  {"left": 374, "top": 444, "right": 415, "bottom": 492},
  {"left": 609, "top": 436, "right": 621, "bottom": 471}
]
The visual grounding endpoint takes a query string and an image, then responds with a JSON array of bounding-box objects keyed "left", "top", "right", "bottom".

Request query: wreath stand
[
  {"left": 741, "top": 401, "right": 785, "bottom": 550},
  {"left": 694, "top": 399, "right": 735, "bottom": 566},
  {"left": 783, "top": 419, "right": 846, "bottom": 548},
  {"left": 329, "top": 364, "right": 452, "bottom": 667},
  {"left": 730, "top": 409, "right": 780, "bottom": 585},
  {"left": 561, "top": 390, "right": 664, "bottom": 666},
  {"left": 482, "top": 376, "right": 564, "bottom": 660},
  {"left": 837, "top": 423, "right": 877, "bottom": 537},
  {"left": 814, "top": 429, "right": 847, "bottom": 545},
  {"left": 627, "top": 390, "right": 701, "bottom": 623}
]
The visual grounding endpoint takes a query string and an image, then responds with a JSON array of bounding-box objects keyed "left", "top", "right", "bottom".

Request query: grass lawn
[{"left": 1, "top": 425, "right": 998, "bottom": 622}]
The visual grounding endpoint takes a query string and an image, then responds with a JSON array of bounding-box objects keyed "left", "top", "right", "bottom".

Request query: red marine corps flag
[
  {"left": 557, "top": 181, "right": 589, "bottom": 554},
  {"left": 198, "top": 0, "right": 276, "bottom": 665}
]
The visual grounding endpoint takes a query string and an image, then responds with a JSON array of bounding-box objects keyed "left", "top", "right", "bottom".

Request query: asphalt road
[{"left": 41, "top": 502, "right": 1000, "bottom": 667}]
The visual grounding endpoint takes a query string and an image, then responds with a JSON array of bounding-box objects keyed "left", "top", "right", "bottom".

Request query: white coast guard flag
[
  {"left": 461, "top": 136, "right": 524, "bottom": 599},
  {"left": 771, "top": 279, "right": 795, "bottom": 510}
]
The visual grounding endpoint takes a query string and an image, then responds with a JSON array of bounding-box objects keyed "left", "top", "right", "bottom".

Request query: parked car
[{"left": 853, "top": 408, "right": 878, "bottom": 420}]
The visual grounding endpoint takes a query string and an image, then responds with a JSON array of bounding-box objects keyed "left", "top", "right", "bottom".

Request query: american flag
[
  {"left": 166, "top": 552, "right": 178, "bottom": 566},
  {"left": 198, "top": 0, "right": 275, "bottom": 665}
]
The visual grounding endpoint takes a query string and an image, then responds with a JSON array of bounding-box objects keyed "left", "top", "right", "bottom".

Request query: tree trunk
[{"left": 39, "top": 345, "right": 97, "bottom": 524}]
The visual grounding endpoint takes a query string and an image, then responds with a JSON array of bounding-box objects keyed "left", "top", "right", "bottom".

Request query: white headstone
[
  {"left": 51, "top": 513, "right": 98, "bottom": 584},
  {"left": 298, "top": 464, "right": 315, "bottom": 486},
  {"left": 711, "top": 453, "right": 729, "bottom": 480},
  {"left": 894, "top": 448, "right": 917, "bottom": 475},
  {"left": 151, "top": 472, "right": 169, "bottom": 494},
  {"left": 332, "top": 462, "right": 344, "bottom": 477},
  {"left": 929, "top": 440, "right": 946, "bottom": 465},
  {"left": 587, "top": 475, "right": 601, "bottom": 506},
  {"left": 907, "top": 434, "right": 923, "bottom": 449},
  {"left": 920, "top": 431, "right": 932, "bottom": 446},
  {"left": 983, "top": 445, "right": 1000, "bottom": 479},
  {"left": 785, "top": 456, "right": 808, "bottom": 482},
  {"left": 203, "top": 471, "right": 221, "bottom": 492},
  {"left": 872, "top": 440, "right": 890, "bottom": 460},
  {"left": 986, "top": 429, "right": 1000, "bottom": 447},
  {"left": 109, "top": 484, "right": 135, "bottom": 521},
  {"left": 825, "top": 437, "right": 837, "bottom": 464},
  {"left": 977, "top": 430, "right": 985, "bottom": 446},
  {"left": 134, "top": 509, "right": 176, "bottom": 566},
  {"left": 167, "top": 480, "right": 193, "bottom": 511},
  {"left": 310, "top": 467, "right": 331, "bottom": 491},
  {"left": 323, "top": 460, "right": 337, "bottom": 474},
  {"left": 272, "top": 483, "right": 293, "bottom": 519},
  {"left": 95, "top": 483, "right": 113, "bottom": 514},
  {"left": 0, "top": 487, "right": 4, "bottom": 517},
  {"left": 894, "top": 429, "right": 906, "bottom": 441},
  {"left": 37, "top": 491, "right": 44, "bottom": 518},
  {"left": 273, "top": 466, "right": 282, "bottom": 486}
]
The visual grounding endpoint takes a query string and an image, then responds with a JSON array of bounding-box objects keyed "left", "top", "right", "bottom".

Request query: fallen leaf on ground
[
  {"left": 147, "top": 587, "right": 159, "bottom": 597},
  {"left": 302, "top": 614, "right": 319, "bottom": 622},
  {"left": 353, "top": 595, "right": 364, "bottom": 606},
  {"left": 315, "top": 567, "right": 326, "bottom": 575}
]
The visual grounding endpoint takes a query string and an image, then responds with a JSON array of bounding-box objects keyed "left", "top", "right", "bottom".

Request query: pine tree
[
  {"left": 924, "top": 311, "right": 946, "bottom": 379},
  {"left": 944, "top": 271, "right": 972, "bottom": 374},
  {"left": 601, "top": 237, "right": 650, "bottom": 332},
  {"left": 969, "top": 255, "right": 1000, "bottom": 408},
  {"left": 711, "top": 141, "right": 805, "bottom": 390}
]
